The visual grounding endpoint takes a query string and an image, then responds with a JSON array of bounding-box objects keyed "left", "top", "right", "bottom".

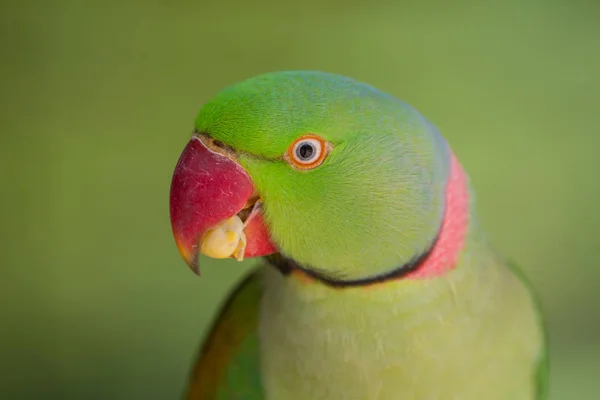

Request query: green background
[{"left": 2, "top": 0, "right": 598, "bottom": 398}]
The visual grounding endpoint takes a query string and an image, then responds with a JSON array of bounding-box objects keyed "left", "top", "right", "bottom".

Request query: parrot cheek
[{"left": 169, "top": 135, "right": 277, "bottom": 274}]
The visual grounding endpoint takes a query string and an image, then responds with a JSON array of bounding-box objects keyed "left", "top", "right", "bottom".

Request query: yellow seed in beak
[
  {"left": 226, "top": 231, "right": 238, "bottom": 242},
  {"left": 199, "top": 215, "right": 247, "bottom": 261}
]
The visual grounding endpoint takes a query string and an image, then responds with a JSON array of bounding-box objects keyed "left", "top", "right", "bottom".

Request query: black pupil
[{"left": 297, "top": 143, "right": 315, "bottom": 160}]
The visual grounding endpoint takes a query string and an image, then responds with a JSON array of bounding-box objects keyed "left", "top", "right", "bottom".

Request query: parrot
[{"left": 169, "top": 71, "right": 548, "bottom": 400}]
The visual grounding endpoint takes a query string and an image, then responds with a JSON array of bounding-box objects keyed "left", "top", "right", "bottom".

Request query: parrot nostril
[{"left": 212, "top": 139, "right": 226, "bottom": 148}]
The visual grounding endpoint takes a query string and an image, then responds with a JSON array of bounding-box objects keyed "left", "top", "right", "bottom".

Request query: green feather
[
  {"left": 505, "top": 259, "right": 550, "bottom": 399},
  {"left": 184, "top": 270, "right": 264, "bottom": 399}
]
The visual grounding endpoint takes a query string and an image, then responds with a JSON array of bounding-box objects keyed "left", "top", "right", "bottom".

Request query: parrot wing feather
[
  {"left": 184, "top": 268, "right": 265, "bottom": 400},
  {"left": 505, "top": 258, "right": 549, "bottom": 400}
]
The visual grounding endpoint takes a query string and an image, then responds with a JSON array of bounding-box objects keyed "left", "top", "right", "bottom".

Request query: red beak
[{"left": 169, "top": 135, "right": 277, "bottom": 274}]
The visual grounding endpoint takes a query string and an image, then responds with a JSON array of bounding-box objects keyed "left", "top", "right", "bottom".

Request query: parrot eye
[{"left": 285, "top": 134, "right": 332, "bottom": 170}]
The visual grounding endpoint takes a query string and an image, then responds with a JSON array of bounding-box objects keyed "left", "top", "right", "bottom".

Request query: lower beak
[{"left": 169, "top": 135, "right": 276, "bottom": 275}]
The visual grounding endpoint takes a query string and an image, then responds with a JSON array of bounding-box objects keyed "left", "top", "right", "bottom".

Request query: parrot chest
[{"left": 257, "top": 262, "right": 542, "bottom": 400}]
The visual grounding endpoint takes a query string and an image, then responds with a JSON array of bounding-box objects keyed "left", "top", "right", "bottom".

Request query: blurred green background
[{"left": 2, "top": 0, "right": 599, "bottom": 398}]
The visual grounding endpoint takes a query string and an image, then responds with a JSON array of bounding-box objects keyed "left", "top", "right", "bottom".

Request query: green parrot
[{"left": 169, "top": 71, "right": 548, "bottom": 400}]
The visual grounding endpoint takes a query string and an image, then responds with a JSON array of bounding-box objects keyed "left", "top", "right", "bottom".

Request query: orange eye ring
[{"left": 284, "top": 134, "right": 332, "bottom": 170}]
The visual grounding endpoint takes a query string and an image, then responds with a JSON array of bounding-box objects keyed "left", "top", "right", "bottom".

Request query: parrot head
[{"left": 170, "top": 71, "right": 454, "bottom": 283}]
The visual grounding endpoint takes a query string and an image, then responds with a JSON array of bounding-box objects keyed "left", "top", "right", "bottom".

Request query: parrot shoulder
[
  {"left": 185, "top": 268, "right": 265, "bottom": 400},
  {"left": 504, "top": 258, "right": 550, "bottom": 400}
]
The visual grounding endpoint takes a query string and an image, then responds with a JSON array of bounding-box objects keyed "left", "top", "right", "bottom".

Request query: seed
[{"left": 199, "top": 215, "right": 247, "bottom": 261}]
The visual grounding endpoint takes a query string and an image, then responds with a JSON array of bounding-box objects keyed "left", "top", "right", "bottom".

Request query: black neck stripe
[{"left": 264, "top": 235, "right": 439, "bottom": 289}]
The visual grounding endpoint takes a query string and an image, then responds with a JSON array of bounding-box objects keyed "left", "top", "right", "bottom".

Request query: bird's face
[{"left": 169, "top": 71, "right": 448, "bottom": 281}]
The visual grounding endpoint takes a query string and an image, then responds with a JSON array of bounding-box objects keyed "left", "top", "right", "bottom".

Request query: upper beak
[{"left": 169, "top": 134, "right": 277, "bottom": 275}]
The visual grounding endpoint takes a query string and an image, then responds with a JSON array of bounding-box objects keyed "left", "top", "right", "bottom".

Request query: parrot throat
[{"left": 265, "top": 152, "right": 470, "bottom": 288}]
